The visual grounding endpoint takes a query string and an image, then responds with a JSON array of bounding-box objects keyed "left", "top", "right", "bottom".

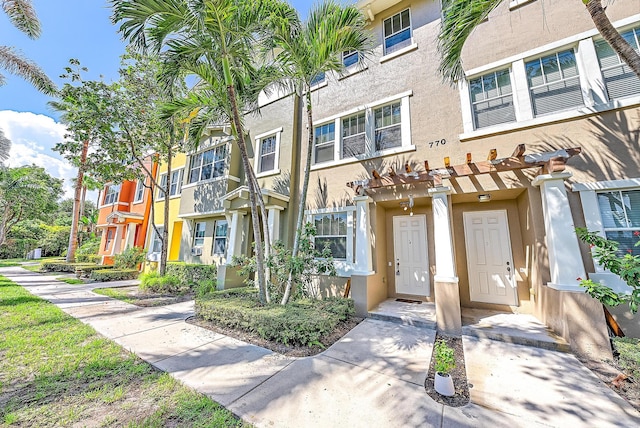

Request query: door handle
[{"left": 396, "top": 259, "right": 400, "bottom": 275}]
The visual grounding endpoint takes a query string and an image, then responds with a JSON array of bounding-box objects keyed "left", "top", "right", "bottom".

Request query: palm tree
[
  {"left": 265, "top": 0, "right": 370, "bottom": 304},
  {"left": 438, "top": 0, "right": 640, "bottom": 84},
  {"left": 0, "top": 127, "right": 10, "bottom": 164},
  {"left": 1, "top": 0, "right": 56, "bottom": 94},
  {"left": 110, "top": 0, "right": 290, "bottom": 304}
]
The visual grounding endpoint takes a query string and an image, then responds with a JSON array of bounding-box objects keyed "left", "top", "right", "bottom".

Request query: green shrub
[
  {"left": 434, "top": 339, "right": 456, "bottom": 375},
  {"left": 139, "top": 271, "right": 188, "bottom": 294},
  {"left": 195, "top": 279, "right": 218, "bottom": 298},
  {"left": 41, "top": 261, "right": 95, "bottom": 273},
  {"left": 114, "top": 246, "right": 146, "bottom": 269},
  {"left": 196, "top": 291, "right": 355, "bottom": 347},
  {"left": 166, "top": 263, "right": 217, "bottom": 288},
  {"left": 76, "top": 238, "right": 101, "bottom": 262},
  {"left": 76, "top": 264, "right": 114, "bottom": 277},
  {"left": 90, "top": 269, "right": 139, "bottom": 282},
  {"left": 613, "top": 337, "right": 640, "bottom": 379}
]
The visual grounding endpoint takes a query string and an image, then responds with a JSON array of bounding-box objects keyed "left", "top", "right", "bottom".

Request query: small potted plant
[{"left": 433, "top": 338, "right": 456, "bottom": 396}]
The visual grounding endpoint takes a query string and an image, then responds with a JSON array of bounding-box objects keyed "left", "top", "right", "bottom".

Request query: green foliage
[
  {"left": 196, "top": 289, "right": 355, "bottom": 347},
  {"left": 41, "top": 261, "right": 96, "bottom": 273},
  {"left": 40, "top": 224, "right": 70, "bottom": 257},
  {"left": 576, "top": 228, "right": 640, "bottom": 313},
  {"left": 195, "top": 279, "right": 218, "bottom": 298},
  {"left": 76, "top": 264, "right": 113, "bottom": 277},
  {"left": 613, "top": 337, "right": 640, "bottom": 379},
  {"left": 89, "top": 269, "right": 139, "bottom": 282},
  {"left": 233, "top": 223, "right": 336, "bottom": 301},
  {"left": 139, "top": 271, "right": 187, "bottom": 294},
  {"left": 434, "top": 339, "right": 456, "bottom": 375},
  {"left": 76, "top": 238, "right": 101, "bottom": 263},
  {"left": 114, "top": 246, "right": 146, "bottom": 269},
  {"left": 166, "top": 262, "right": 217, "bottom": 288}
]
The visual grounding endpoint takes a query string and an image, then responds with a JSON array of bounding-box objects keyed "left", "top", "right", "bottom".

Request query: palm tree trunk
[
  {"left": 585, "top": 0, "right": 640, "bottom": 79},
  {"left": 66, "top": 139, "right": 89, "bottom": 262},
  {"left": 281, "top": 89, "right": 314, "bottom": 305}
]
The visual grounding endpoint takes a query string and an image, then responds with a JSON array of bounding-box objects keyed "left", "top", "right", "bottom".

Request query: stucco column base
[
  {"left": 351, "top": 275, "right": 370, "bottom": 318},
  {"left": 562, "top": 290, "right": 613, "bottom": 361},
  {"left": 434, "top": 278, "right": 462, "bottom": 336},
  {"left": 216, "top": 264, "right": 246, "bottom": 290}
]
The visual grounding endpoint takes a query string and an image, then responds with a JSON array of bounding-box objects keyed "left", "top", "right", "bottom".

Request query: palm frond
[
  {"left": 2, "top": 0, "right": 41, "bottom": 38},
  {"left": 0, "top": 45, "right": 56, "bottom": 94},
  {"left": 0, "top": 126, "right": 11, "bottom": 163},
  {"left": 438, "top": 0, "right": 504, "bottom": 85}
]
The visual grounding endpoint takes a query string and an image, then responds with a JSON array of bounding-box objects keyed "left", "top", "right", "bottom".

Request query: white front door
[
  {"left": 463, "top": 210, "right": 517, "bottom": 305},
  {"left": 393, "top": 215, "right": 430, "bottom": 296}
]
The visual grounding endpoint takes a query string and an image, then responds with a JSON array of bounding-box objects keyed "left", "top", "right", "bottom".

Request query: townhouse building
[{"left": 144, "top": 0, "right": 640, "bottom": 355}]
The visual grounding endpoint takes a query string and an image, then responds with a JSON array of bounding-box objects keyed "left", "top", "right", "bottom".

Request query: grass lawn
[
  {"left": 56, "top": 276, "right": 86, "bottom": 285},
  {"left": 0, "top": 275, "right": 248, "bottom": 427},
  {"left": 93, "top": 287, "right": 137, "bottom": 304},
  {"left": 20, "top": 265, "right": 42, "bottom": 273}
]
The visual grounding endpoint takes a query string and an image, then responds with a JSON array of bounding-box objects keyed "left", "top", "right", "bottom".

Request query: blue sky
[{"left": 0, "top": 0, "right": 313, "bottom": 198}]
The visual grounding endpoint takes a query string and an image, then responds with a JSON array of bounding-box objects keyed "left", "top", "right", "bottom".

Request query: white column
[
  {"left": 226, "top": 211, "right": 245, "bottom": 259},
  {"left": 533, "top": 172, "right": 586, "bottom": 291},
  {"left": 124, "top": 224, "right": 136, "bottom": 249},
  {"left": 429, "top": 187, "right": 457, "bottom": 282},
  {"left": 353, "top": 195, "right": 373, "bottom": 274},
  {"left": 111, "top": 225, "right": 124, "bottom": 256},
  {"left": 577, "top": 38, "right": 607, "bottom": 107},
  {"left": 266, "top": 206, "right": 284, "bottom": 243}
]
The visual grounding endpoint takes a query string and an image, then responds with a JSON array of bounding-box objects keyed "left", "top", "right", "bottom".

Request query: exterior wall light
[{"left": 478, "top": 194, "right": 491, "bottom": 202}]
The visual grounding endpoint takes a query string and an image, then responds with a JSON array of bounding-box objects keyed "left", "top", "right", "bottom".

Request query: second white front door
[
  {"left": 463, "top": 210, "right": 517, "bottom": 305},
  {"left": 393, "top": 215, "right": 430, "bottom": 296}
]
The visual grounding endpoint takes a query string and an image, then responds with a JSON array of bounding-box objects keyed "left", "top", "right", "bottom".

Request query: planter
[{"left": 434, "top": 372, "right": 455, "bottom": 396}]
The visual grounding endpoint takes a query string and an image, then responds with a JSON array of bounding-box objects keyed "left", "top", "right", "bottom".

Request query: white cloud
[{"left": 0, "top": 110, "right": 78, "bottom": 199}]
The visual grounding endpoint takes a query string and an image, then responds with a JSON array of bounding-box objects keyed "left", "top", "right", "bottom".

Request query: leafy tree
[
  {"left": 265, "top": 1, "right": 370, "bottom": 304},
  {"left": 40, "top": 224, "right": 71, "bottom": 257},
  {"left": 0, "top": 164, "right": 63, "bottom": 248},
  {"left": 438, "top": 0, "right": 640, "bottom": 84}
]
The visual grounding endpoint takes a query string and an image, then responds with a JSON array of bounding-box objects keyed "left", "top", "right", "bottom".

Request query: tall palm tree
[
  {"left": 110, "top": 0, "right": 289, "bottom": 304},
  {"left": 265, "top": 0, "right": 370, "bottom": 304},
  {"left": 438, "top": 0, "right": 640, "bottom": 84}
]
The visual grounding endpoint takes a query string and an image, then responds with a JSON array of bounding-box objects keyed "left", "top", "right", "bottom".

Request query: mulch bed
[
  {"left": 424, "top": 332, "right": 470, "bottom": 407},
  {"left": 580, "top": 354, "right": 639, "bottom": 411},
  {"left": 187, "top": 316, "right": 364, "bottom": 357}
]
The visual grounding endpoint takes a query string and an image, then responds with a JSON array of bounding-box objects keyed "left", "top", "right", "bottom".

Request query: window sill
[
  {"left": 460, "top": 94, "right": 640, "bottom": 141},
  {"left": 99, "top": 201, "right": 128, "bottom": 209},
  {"left": 181, "top": 175, "right": 232, "bottom": 190},
  {"left": 310, "top": 80, "right": 328, "bottom": 92},
  {"left": 380, "top": 43, "right": 418, "bottom": 64},
  {"left": 256, "top": 169, "right": 281, "bottom": 179},
  {"left": 311, "top": 145, "right": 416, "bottom": 171},
  {"left": 509, "top": 0, "right": 535, "bottom": 10},
  {"left": 132, "top": 200, "right": 144, "bottom": 205},
  {"left": 338, "top": 65, "right": 368, "bottom": 80}
]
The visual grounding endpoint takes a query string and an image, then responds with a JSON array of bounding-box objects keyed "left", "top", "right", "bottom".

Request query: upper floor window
[
  {"left": 343, "top": 50, "right": 359, "bottom": 68},
  {"left": 525, "top": 49, "right": 583, "bottom": 116},
  {"left": 314, "top": 123, "right": 336, "bottom": 164},
  {"left": 469, "top": 69, "right": 516, "bottom": 129},
  {"left": 597, "top": 189, "right": 640, "bottom": 257},
  {"left": 104, "top": 184, "right": 120, "bottom": 205},
  {"left": 193, "top": 222, "right": 206, "bottom": 247},
  {"left": 134, "top": 179, "right": 144, "bottom": 203},
  {"left": 383, "top": 9, "right": 411, "bottom": 55},
  {"left": 342, "top": 112, "right": 365, "bottom": 158},
  {"left": 188, "top": 145, "right": 226, "bottom": 184},
  {"left": 374, "top": 101, "right": 401, "bottom": 151},
  {"left": 212, "top": 220, "right": 228, "bottom": 255},
  {"left": 158, "top": 169, "right": 183, "bottom": 199},
  {"left": 150, "top": 226, "right": 163, "bottom": 253},
  {"left": 595, "top": 27, "right": 640, "bottom": 101},
  {"left": 310, "top": 71, "right": 326, "bottom": 87},
  {"left": 313, "top": 212, "right": 347, "bottom": 260}
]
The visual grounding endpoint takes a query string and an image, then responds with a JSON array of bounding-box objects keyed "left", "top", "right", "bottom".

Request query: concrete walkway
[{"left": 2, "top": 266, "right": 639, "bottom": 428}]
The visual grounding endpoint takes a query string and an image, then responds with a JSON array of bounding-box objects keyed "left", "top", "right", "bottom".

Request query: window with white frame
[
  {"left": 134, "top": 179, "right": 144, "bottom": 203},
  {"left": 105, "top": 229, "right": 115, "bottom": 250},
  {"left": 150, "top": 226, "right": 163, "bottom": 253},
  {"left": 258, "top": 135, "right": 277, "bottom": 173},
  {"left": 383, "top": 9, "right": 411, "bottom": 55},
  {"left": 158, "top": 169, "right": 183, "bottom": 199},
  {"left": 343, "top": 50, "right": 359, "bottom": 68},
  {"left": 193, "top": 222, "right": 206, "bottom": 247},
  {"left": 341, "top": 112, "right": 366, "bottom": 158},
  {"left": 314, "top": 123, "right": 336, "bottom": 164},
  {"left": 469, "top": 68, "right": 516, "bottom": 129},
  {"left": 212, "top": 220, "right": 228, "bottom": 255},
  {"left": 595, "top": 26, "right": 640, "bottom": 101},
  {"left": 597, "top": 190, "right": 640, "bottom": 257},
  {"left": 525, "top": 49, "right": 584, "bottom": 116},
  {"left": 310, "top": 71, "right": 326, "bottom": 87},
  {"left": 374, "top": 101, "right": 402, "bottom": 151},
  {"left": 103, "top": 184, "right": 120, "bottom": 205},
  {"left": 188, "top": 145, "right": 226, "bottom": 184},
  {"left": 313, "top": 212, "right": 348, "bottom": 260}
]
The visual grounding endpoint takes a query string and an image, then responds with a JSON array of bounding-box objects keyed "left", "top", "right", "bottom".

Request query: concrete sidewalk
[{"left": 2, "top": 266, "right": 639, "bottom": 427}]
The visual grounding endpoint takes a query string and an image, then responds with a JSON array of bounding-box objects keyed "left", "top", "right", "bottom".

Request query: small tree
[
  {"left": 576, "top": 228, "right": 640, "bottom": 314},
  {"left": 434, "top": 339, "right": 456, "bottom": 376}
]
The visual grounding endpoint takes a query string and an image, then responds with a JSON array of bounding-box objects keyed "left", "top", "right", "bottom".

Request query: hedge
[
  {"left": 90, "top": 269, "right": 140, "bottom": 282},
  {"left": 139, "top": 271, "right": 188, "bottom": 294},
  {"left": 41, "top": 261, "right": 96, "bottom": 273},
  {"left": 76, "top": 254, "right": 101, "bottom": 263},
  {"left": 166, "top": 262, "right": 217, "bottom": 288},
  {"left": 76, "top": 264, "right": 114, "bottom": 277},
  {"left": 195, "top": 289, "right": 355, "bottom": 347}
]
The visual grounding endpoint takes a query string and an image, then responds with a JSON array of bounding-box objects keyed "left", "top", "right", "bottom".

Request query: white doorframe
[
  {"left": 463, "top": 210, "right": 517, "bottom": 306},
  {"left": 393, "top": 215, "right": 430, "bottom": 296}
]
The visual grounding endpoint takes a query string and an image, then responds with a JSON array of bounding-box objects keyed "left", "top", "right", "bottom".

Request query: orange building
[{"left": 96, "top": 160, "right": 157, "bottom": 265}]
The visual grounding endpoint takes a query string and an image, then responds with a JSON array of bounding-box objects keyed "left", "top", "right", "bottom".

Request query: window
[
  {"left": 188, "top": 145, "right": 226, "bottom": 184},
  {"left": 212, "top": 220, "right": 228, "bottom": 255},
  {"left": 383, "top": 9, "right": 411, "bottom": 55},
  {"left": 469, "top": 69, "right": 516, "bottom": 129},
  {"left": 314, "top": 123, "right": 336, "bottom": 164},
  {"left": 158, "top": 169, "right": 183, "bottom": 199},
  {"left": 150, "top": 226, "right": 163, "bottom": 253},
  {"left": 525, "top": 49, "right": 583, "bottom": 116},
  {"left": 343, "top": 50, "right": 359, "bottom": 68},
  {"left": 104, "top": 185, "right": 120, "bottom": 205},
  {"left": 193, "top": 222, "right": 206, "bottom": 247},
  {"left": 374, "top": 101, "right": 401, "bottom": 150},
  {"left": 313, "top": 212, "right": 347, "bottom": 259},
  {"left": 341, "top": 112, "right": 365, "bottom": 158},
  {"left": 595, "top": 27, "right": 640, "bottom": 100},
  {"left": 258, "top": 135, "right": 277, "bottom": 173},
  {"left": 597, "top": 190, "right": 640, "bottom": 257},
  {"left": 134, "top": 179, "right": 144, "bottom": 203},
  {"left": 310, "top": 71, "right": 326, "bottom": 87},
  {"left": 105, "top": 229, "right": 114, "bottom": 251}
]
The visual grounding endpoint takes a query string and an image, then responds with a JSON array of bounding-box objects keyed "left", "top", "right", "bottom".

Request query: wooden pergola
[{"left": 346, "top": 144, "right": 582, "bottom": 195}]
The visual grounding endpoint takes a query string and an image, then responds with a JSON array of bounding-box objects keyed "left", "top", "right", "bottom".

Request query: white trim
[
  {"left": 314, "top": 90, "right": 413, "bottom": 125},
  {"left": 180, "top": 174, "right": 239, "bottom": 191},
  {"left": 338, "top": 65, "right": 369, "bottom": 80},
  {"left": 254, "top": 127, "right": 283, "bottom": 140},
  {"left": 306, "top": 207, "right": 356, "bottom": 277},
  {"left": 379, "top": 43, "right": 418, "bottom": 63},
  {"left": 573, "top": 178, "right": 640, "bottom": 193},
  {"left": 311, "top": 145, "right": 416, "bottom": 171},
  {"left": 254, "top": 127, "right": 283, "bottom": 176},
  {"left": 178, "top": 209, "right": 226, "bottom": 219},
  {"left": 509, "top": 0, "right": 535, "bottom": 10},
  {"left": 133, "top": 179, "right": 145, "bottom": 204}
]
